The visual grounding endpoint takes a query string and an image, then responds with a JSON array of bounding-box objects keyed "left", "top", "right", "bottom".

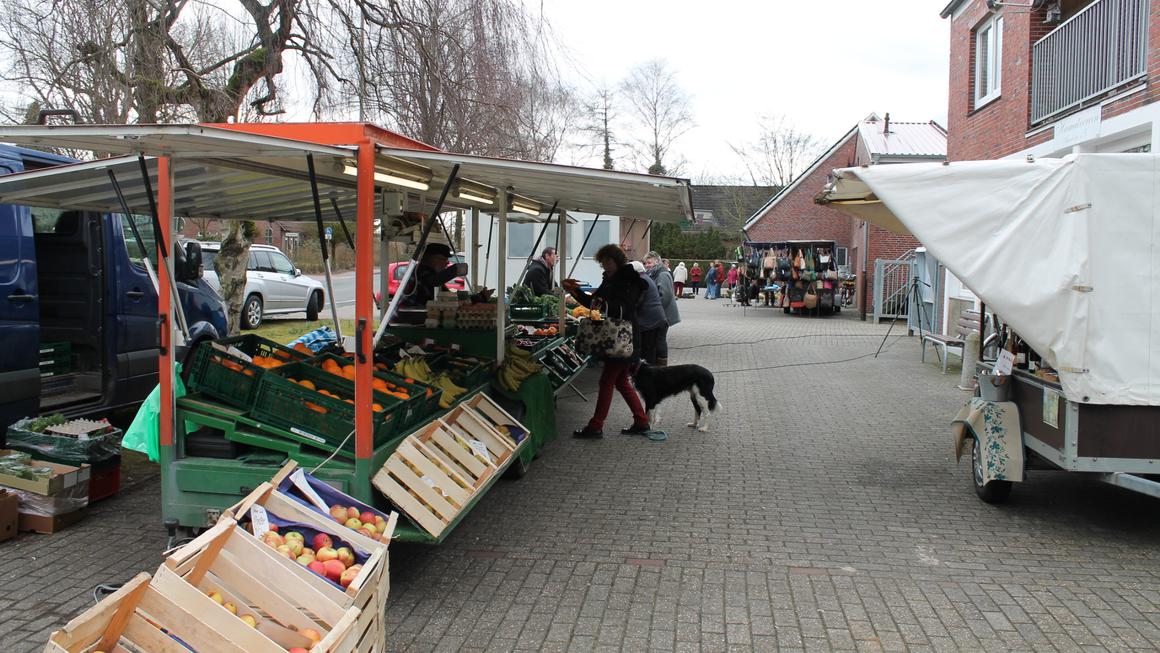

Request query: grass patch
[{"left": 253, "top": 318, "right": 358, "bottom": 345}]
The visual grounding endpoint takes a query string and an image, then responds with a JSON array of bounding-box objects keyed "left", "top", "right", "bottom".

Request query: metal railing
[
  {"left": 873, "top": 250, "right": 915, "bottom": 322},
  {"left": 1031, "top": 0, "right": 1149, "bottom": 124}
]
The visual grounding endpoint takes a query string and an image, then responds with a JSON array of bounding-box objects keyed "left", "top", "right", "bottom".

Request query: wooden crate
[
  {"left": 227, "top": 480, "right": 395, "bottom": 652},
  {"left": 372, "top": 403, "right": 527, "bottom": 538},
  {"left": 160, "top": 518, "right": 367, "bottom": 653},
  {"left": 226, "top": 482, "right": 394, "bottom": 653},
  {"left": 462, "top": 393, "right": 532, "bottom": 448},
  {"left": 44, "top": 571, "right": 260, "bottom": 653}
]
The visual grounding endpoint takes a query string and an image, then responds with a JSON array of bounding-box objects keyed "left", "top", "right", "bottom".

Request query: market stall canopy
[
  {"left": 818, "top": 154, "right": 1160, "bottom": 406},
  {"left": 0, "top": 124, "right": 693, "bottom": 223}
]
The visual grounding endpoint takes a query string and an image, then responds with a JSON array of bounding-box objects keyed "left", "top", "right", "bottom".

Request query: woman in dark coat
[{"left": 563, "top": 244, "right": 650, "bottom": 438}]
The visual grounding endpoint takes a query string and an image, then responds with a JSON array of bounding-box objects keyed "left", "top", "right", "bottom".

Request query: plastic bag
[
  {"left": 6, "top": 483, "right": 89, "bottom": 516},
  {"left": 122, "top": 363, "right": 192, "bottom": 462},
  {"left": 7, "top": 418, "right": 122, "bottom": 465}
]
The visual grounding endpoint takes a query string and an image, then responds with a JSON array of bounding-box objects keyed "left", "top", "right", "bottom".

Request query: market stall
[
  {"left": 819, "top": 152, "right": 1160, "bottom": 502},
  {"left": 742, "top": 240, "right": 842, "bottom": 314},
  {"left": 0, "top": 123, "right": 693, "bottom": 542}
]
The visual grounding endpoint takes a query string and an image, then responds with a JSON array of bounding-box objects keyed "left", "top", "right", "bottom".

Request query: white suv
[{"left": 200, "top": 243, "right": 326, "bottom": 329}]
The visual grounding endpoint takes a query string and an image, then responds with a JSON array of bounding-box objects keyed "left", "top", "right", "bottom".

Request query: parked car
[
  {"left": 0, "top": 144, "right": 228, "bottom": 435},
  {"left": 375, "top": 257, "right": 467, "bottom": 303},
  {"left": 200, "top": 243, "right": 326, "bottom": 329}
]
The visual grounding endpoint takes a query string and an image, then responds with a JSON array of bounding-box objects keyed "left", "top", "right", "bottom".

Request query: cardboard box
[
  {"left": 0, "top": 489, "right": 17, "bottom": 542},
  {"left": 0, "top": 451, "right": 90, "bottom": 496},
  {"left": 18, "top": 506, "right": 87, "bottom": 534}
]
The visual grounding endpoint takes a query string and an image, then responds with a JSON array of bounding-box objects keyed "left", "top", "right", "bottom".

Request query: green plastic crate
[
  {"left": 509, "top": 304, "right": 548, "bottom": 321},
  {"left": 439, "top": 354, "right": 491, "bottom": 389},
  {"left": 304, "top": 353, "right": 442, "bottom": 430},
  {"left": 251, "top": 362, "right": 406, "bottom": 453},
  {"left": 187, "top": 334, "right": 309, "bottom": 409}
]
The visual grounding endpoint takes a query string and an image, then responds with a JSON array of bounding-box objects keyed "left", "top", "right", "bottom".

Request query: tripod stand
[{"left": 875, "top": 276, "right": 933, "bottom": 359}]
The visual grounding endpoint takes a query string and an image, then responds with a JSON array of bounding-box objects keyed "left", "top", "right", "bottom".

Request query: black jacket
[
  {"left": 524, "top": 259, "right": 553, "bottom": 296},
  {"left": 402, "top": 263, "right": 459, "bottom": 306},
  {"left": 570, "top": 265, "right": 646, "bottom": 322}
]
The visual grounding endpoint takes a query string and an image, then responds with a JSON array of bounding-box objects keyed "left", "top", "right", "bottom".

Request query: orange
[
  {"left": 372, "top": 403, "right": 384, "bottom": 413},
  {"left": 299, "top": 379, "right": 316, "bottom": 390},
  {"left": 372, "top": 379, "right": 388, "bottom": 393},
  {"left": 243, "top": 369, "right": 255, "bottom": 377},
  {"left": 293, "top": 343, "right": 311, "bottom": 353},
  {"left": 341, "top": 366, "right": 357, "bottom": 381},
  {"left": 275, "top": 350, "right": 293, "bottom": 360},
  {"left": 304, "top": 402, "right": 327, "bottom": 414}
]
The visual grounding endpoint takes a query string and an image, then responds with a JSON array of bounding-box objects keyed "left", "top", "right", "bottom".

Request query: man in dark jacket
[
  {"left": 402, "top": 243, "right": 468, "bottom": 307},
  {"left": 523, "top": 247, "right": 557, "bottom": 296}
]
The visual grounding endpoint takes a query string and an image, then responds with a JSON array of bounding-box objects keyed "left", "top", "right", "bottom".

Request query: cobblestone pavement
[{"left": 3, "top": 298, "right": 1160, "bottom": 652}]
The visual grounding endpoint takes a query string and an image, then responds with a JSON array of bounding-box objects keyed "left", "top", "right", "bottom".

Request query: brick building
[
  {"left": 934, "top": 0, "right": 1155, "bottom": 332},
  {"left": 743, "top": 114, "right": 946, "bottom": 317}
]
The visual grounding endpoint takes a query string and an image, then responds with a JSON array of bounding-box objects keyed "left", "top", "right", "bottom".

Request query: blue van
[{"left": 0, "top": 144, "right": 228, "bottom": 435}]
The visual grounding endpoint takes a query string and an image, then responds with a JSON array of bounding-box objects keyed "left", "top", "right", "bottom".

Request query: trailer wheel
[{"left": 971, "top": 437, "right": 1012, "bottom": 503}]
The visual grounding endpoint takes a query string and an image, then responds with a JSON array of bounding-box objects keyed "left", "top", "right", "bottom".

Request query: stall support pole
[
  {"left": 470, "top": 207, "right": 480, "bottom": 288},
  {"left": 558, "top": 210, "right": 567, "bottom": 333},
  {"left": 157, "top": 157, "right": 177, "bottom": 515},
  {"left": 497, "top": 193, "right": 508, "bottom": 363},
  {"left": 353, "top": 141, "right": 376, "bottom": 498}
]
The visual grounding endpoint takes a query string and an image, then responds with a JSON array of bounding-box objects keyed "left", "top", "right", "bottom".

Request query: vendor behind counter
[{"left": 402, "top": 243, "right": 469, "bottom": 307}]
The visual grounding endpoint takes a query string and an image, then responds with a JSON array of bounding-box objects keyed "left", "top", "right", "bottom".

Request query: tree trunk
[{"left": 217, "top": 221, "right": 251, "bottom": 335}]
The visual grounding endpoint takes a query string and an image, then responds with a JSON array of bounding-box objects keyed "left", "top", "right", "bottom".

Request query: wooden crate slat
[
  {"left": 137, "top": 585, "right": 250, "bottom": 653},
  {"left": 220, "top": 528, "right": 348, "bottom": 621},
  {"left": 411, "top": 437, "right": 474, "bottom": 487},
  {"left": 120, "top": 613, "right": 192, "bottom": 653},
  {"left": 202, "top": 561, "right": 317, "bottom": 633},
  {"left": 150, "top": 565, "right": 284, "bottom": 653},
  {"left": 429, "top": 428, "right": 488, "bottom": 478},
  {"left": 385, "top": 457, "right": 460, "bottom": 520},
  {"left": 372, "top": 469, "right": 447, "bottom": 537},
  {"left": 442, "top": 420, "right": 499, "bottom": 469},
  {"left": 468, "top": 394, "right": 523, "bottom": 433},
  {"left": 454, "top": 407, "right": 514, "bottom": 455},
  {"left": 94, "top": 575, "right": 153, "bottom": 653},
  {"left": 396, "top": 441, "right": 470, "bottom": 505},
  {"left": 45, "top": 572, "right": 153, "bottom": 653}
]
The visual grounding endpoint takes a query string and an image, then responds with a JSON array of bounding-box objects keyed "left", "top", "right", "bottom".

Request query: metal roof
[
  {"left": 0, "top": 124, "right": 693, "bottom": 224},
  {"left": 858, "top": 119, "right": 947, "bottom": 160}
]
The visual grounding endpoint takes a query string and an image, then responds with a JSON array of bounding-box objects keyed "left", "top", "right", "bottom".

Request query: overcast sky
[{"left": 536, "top": 0, "right": 950, "bottom": 182}]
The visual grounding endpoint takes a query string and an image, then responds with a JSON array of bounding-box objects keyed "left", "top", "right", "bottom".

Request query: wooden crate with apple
[
  {"left": 44, "top": 571, "right": 264, "bottom": 653},
  {"left": 226, "top": 478, "right": 395, "bottom": 652},
  {"left": 160, "top": 518, "right": 368, "bottom": 653}
]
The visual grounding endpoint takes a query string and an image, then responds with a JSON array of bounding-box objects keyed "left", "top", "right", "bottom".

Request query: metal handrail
[{"left": 1031, "top": 0, "right": 1148, "bottom": 124}]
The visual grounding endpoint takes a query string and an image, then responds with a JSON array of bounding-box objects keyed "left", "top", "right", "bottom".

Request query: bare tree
[
  {"left": 730, "top": 114, "right": 824, "bottom": 187},
  {"left": 576, "top": 85, "right": 618, "bottom": 170},
  {"left": 620, "top": 59, "right": 694, "bottom": 175}
]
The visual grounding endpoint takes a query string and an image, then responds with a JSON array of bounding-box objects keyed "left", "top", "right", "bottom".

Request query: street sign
[{"left": 325, "top": 226, "right": 333, "bottom": 240}]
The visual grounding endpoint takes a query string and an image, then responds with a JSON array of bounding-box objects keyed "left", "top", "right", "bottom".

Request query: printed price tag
[
  {"left": 468, "top": 439, "right": 492, "bottom": 464},
  {"left": 251, "top": 504, "right": 270, "bottom": 537},
  {"left": 995, "top": 350, "right": 1015, "bottom": 376},
  {"left": 290, "top": 468, "right": 330, "bottom": 512}
]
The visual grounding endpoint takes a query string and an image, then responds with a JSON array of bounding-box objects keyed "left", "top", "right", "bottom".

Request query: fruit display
[
  {"left": 540, "top": 341, "right": 587, "bottom": 387},
  {"left": 570, "top": 305, "right": 602, "bottom": 320},
  {"left": 257, "top": 523, "right": 366, "bottom": 590},
  {"left": 188, "top": 334, "right": 311, "bottom": 408},
  {"left": 496, "top": 343, "right": 543, "bottom": 392},
  {"left": 456, "top": 302, "right": 498, "bottom": 329},
  {"left": 326, "top": 503, "right": 393, "bottom": 544},
  {"left": 392, "top": 356, "right": 436, "bottom": 384},
  {"left": 530, "top": 325, "right": 558, "bottom": 337}
]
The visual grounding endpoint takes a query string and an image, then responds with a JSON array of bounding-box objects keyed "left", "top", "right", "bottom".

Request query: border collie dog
[{"left": 632, "top": 363, "right": 719, "bottom": 432}]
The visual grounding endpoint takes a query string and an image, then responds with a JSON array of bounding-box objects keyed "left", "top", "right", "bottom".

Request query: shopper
[
  {"left": 563, "top": 245, "right": 650, "bottom": 438},
  {"left": 645, "top": 251, "right": 679, "bottom": 366},
  {"left": 523, "top": 246, "right": 557, "bottom": 297},
  {"left": 705, "top": 263, "right": 718, "bottom": 300},
  {"left": 690, "top": 262, "right": 702, "bottom": 296},
  {"left": 673, "top": 261, "right": 688, "bottom": 298},
  {"left": 727, "top": 264, "right": 739, "bottom": 293},
  {"left": 632, "top": 260, "right": 668, "bottom": 367}
]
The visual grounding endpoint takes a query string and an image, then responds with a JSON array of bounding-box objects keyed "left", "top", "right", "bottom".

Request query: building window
[
  {"left": 265, "top": 226, "right": 273, "bottom": 244},
  {"left": 507, "top": 222, "right": 559, "bottom": 259},
  {"left": 580, "top": 220, "right": 610, "bottom": 257},
  {"left": 835, "top": 246, "right": 848, "bottom": 267},
  {"left": 973, "top": 15, "right": 1003, "bottom": 108}
]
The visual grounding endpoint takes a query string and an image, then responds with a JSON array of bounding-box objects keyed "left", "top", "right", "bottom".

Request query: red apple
[
  {"left": 275, "top": 544, "right": 295, "bottom": 560},
  {"left": 335, "top": 547, "right": 355, "bottom": 567},
  {"left": 359, "top": 511, "right": 376, "bottom": 524},
  {"left": 357, "top": 527, "right": 375, "bottom": 538},
  {"left": 339, "top": 566, "right": 359, "bottom": 588},
  {"left": 308, "top": 560, "right": 327, "bottom": 576},
  {"left": 312, "top": 533, "right": 332, "bottom": 551},
  {"left": 267, "top": 524, "right": 279, "bottom": 533},
  {"left": 285, "top": 539, "right": 304, "bottom": 556},
  {"left": 301, "top": 547, "right": 314, "bottom": 557},
  {"left": 346, "top": 506, "right": 360, "bottom": 520},
  {"left": 289, "top": 648, "right": 309, "bottom": 653},
  {"left": 316, "top": 546, "right": 338, "bottom": 562},
  {"left": 260, "top": 532, "right": 284, "bottom": 548},
  {"left": 323, "top": 558, "right": 346, "bottom": 581},
  {"left": 329, "top": 505, "right": 348, "bottom": 522}
]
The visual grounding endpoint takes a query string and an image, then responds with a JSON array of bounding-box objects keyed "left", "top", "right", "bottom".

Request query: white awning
[{"left": 819, "top": 154, "right": 1160, "bottom": 406}]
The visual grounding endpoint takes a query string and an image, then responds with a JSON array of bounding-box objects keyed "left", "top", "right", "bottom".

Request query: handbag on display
[
  {"left": 819, "top": 248, "right": 832, "bottom": 265},
  {"left": 763, "top": 253, "right": 777, "bottom": 270},
  {"left": 805, "top": 247, "right": 815, "bottom": 272},
  {"left": 825, "top": 270, "right": 838, "bottom": 281},
  {"left": 794, "top": 250, "right": 804, "bottom": 270},
  {"left": 803, "top": 283, "right": 819, "bottom": 309},
  {"left": 575, "top": 303, "right": 634, "bottom": 360}
]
